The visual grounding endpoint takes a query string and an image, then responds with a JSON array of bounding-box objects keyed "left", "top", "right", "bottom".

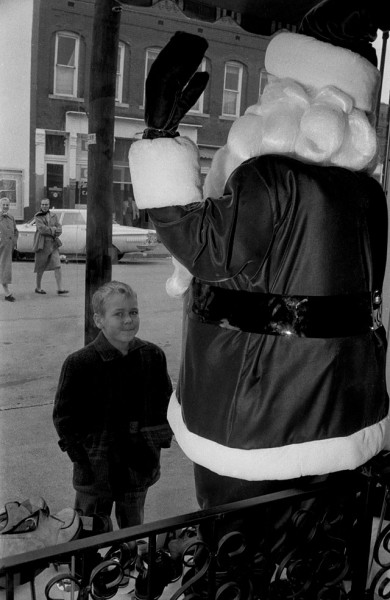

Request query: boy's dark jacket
[{"left": 53, "top": 332, "right": 173, "bottom": 496}]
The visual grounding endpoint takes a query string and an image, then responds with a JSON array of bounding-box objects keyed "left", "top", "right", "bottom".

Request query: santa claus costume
[{"left": 130, "top": 0, "right": 390, "bottom": 593}]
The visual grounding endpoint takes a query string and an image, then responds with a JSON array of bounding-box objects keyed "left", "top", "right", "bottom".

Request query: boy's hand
[{"left": 60, "top": 440, "right": 88, "bottom": 464}]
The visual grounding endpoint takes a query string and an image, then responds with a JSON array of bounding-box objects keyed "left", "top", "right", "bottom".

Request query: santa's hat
[{"left": 265, "top": 0, "right": 390, "bottom": 114}]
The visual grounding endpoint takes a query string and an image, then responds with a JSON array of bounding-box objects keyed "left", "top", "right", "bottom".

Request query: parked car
[{"left": 16, "top": 208, "right": 158, "bottom": 262}]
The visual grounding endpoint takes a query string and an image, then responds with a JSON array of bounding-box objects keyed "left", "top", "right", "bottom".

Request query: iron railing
[{"left": 2, "top": 451, "right": 390, "bottom": 600}]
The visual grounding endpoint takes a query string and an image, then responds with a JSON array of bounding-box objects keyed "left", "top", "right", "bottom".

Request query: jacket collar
[
  {"left": 35, "top": 210, "right": 51, "bottom": 217},
  {"left": 92, "top": 331, "right": 146, "bottom": 361}
]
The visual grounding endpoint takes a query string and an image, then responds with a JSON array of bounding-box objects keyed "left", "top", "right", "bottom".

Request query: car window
[{"left": 61, "top": 212, "right": 86, "bottom": 226}]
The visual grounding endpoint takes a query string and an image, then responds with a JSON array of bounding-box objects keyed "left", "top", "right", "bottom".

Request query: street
[{"left": 0, "top": 255, "right": 198, "bottom": 522}]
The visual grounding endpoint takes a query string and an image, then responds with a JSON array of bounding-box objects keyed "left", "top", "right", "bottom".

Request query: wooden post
[{"left": 85, "top": 0, "right": 121, "bottom": 344}]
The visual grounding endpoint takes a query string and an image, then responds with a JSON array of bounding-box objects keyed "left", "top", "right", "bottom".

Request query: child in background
[{"left": 53, "top": 280, "right": 173, "bottom": 528}]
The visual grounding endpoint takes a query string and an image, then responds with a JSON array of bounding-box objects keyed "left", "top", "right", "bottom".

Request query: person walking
[
  {"left": 53, "top": 280, "right": 173, "bottom": 528},
  {"left": 33, "top": 198, "right": 68, "bottom": 295},
  {"left": 0, "top": 197, "right": 18, "bottom": 302}
]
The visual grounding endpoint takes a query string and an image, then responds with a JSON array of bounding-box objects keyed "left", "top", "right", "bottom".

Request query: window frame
[
  {"left": 222, "top": 61, "right": 243, "bottom": 118},
  {"left": 258, "top": 68, "right": 269, "bottom": 99},
  {"left": 116, "top": 42, "right": 125, "bottom": 103},
  {"left": 143, "top": 47, "right": 160, "bottom": 107},
  {"left": 188, "top": 58, "right": 207, "bottom": 114},
  {"left": 54, "top": 31, "right": 80, "bottom": 98}
]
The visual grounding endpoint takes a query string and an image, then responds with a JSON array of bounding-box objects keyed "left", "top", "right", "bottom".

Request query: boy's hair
[{"left": 92, "top": 280, "right": 137, "bottom": 315}]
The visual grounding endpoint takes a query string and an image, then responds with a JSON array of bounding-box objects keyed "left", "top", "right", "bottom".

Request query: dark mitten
[{"left": 143, "top": 31, "right": 209, "bottom": 139}]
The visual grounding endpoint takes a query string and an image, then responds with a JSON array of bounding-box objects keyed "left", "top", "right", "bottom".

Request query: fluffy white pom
[{"left": 295, "top": 103, "right": 346, "bottom": 163}]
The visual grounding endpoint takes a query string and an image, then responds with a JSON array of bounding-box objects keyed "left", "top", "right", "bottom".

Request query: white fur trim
[
  {"left": 265, "top": 32, "right": 380, "bottom": 114},
  {"left": 168, "top": 391, "right": 389, "bottom": 480},
  {"left": 129, "top": 137, "right": 203, "bottom": 209},
  {"left": 331, "top": 109, "right": 378, "bottom": 171},
  {"left": 165, "top": 256, "right": 193, "bottom": 298},
  {"left": 203, "top": 146, "right": 243, "bottom": 199},
  {"left": 207, "top": 78, "right": 377, "bottom": 183}
]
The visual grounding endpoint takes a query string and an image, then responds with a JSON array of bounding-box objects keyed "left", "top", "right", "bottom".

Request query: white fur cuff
[{"left": 129, "top": 136, "right": 203, "bottom": 209}]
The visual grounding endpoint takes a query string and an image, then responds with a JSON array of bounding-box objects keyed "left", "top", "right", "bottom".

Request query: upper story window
[
  {"left": 189, "top": 58, "right": 207, "bottom": 114},
  {"left": 116, "top": 42, "right": 125, "bottom": 103},
  {"left": 222, "top": 61, "right": 243, "bottom": 117},
  {"left": 143, "top": 48, "right": 160, "bottom": 106},
  {"left": 54, "top": 32, "right": 79, "bottom": 97}
]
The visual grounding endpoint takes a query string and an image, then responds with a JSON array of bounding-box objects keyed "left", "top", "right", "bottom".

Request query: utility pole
[{"left": 85, "top": 0, "right": 121, "bottom": 344}]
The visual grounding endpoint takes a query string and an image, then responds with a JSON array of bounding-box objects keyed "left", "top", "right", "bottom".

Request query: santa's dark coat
[{"left": 149, "top": 154, "right": 389, "bottom": 481}]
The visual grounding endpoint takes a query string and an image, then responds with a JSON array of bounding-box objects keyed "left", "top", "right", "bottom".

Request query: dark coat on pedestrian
[
  {"left": 33, "top": 210, "right": 62, "bottom": 253},
  {"left": 53, "top": 332, "right": 173, "bottom": 497},
  {"left": 0, "top": 212, "right": 18, "bottom": 284}
]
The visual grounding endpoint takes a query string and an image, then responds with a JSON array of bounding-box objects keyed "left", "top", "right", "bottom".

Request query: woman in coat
[{"left": 0, "top": 197, "right": 18, "bottom": 302}]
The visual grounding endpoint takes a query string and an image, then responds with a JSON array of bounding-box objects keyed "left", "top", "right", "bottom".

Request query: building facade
[
  {"left": 32, "top": 0, "right": 276, "bottom": 224},
  {"left": 0, "top": 0, "right": 35, "bottom": 221}
]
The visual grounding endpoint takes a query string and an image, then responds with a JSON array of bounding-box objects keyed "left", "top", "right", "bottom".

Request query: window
[
  {"left": 116, "top": 42, "right": 125, "bottom": 103},
  {"left": 143, "top": 48, "right": 160, "bottom": 106},
  {"left": 222, "top": 61, "right": 243, "bottom": 117},
  {"left": 0, "top": 177, "right": 17, "bottom": 206},
  {"left": 114, "top": 138, "right": 132, "bottom": 163},
  {"left": 0, "top": 170, "right": 24, "bottom": 220},
  {"left": 259, "top": 68, "right": 269, "bottom": 98},
  {"left": 45, "top": 133, "right": 66, "bottom": 156},
  {"left": 189, "top": 58, "right": 207, "bottom": 114},
  {"left": 54, "top": 32, "right": 79, "bottom": 97}
]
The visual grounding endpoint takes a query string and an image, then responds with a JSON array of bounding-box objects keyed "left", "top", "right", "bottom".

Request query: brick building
[
  {"left": 1, "top": 0, "right": 277, "bottom": 222},
  {"left": 0, "top": 0, "right": 388, "bottom": 222}
]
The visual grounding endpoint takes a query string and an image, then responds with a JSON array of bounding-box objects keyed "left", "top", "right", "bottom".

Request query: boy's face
[{"left": 94, "top": 293, "right": 140, "bottom": 353}]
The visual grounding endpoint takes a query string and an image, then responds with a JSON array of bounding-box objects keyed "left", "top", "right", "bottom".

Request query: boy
[{"left": 53, "top": 281, "right": 173, "bottom": 528}]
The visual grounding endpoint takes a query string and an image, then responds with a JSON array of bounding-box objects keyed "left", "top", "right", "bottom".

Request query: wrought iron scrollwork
[
  {"left": 6, "top": 454, "right": 390, "bottom": 600},
  {"left": 368, "top": 518, "right": 390, "bottom": 598},
  {"left": 167, "top": 502, "right": 355, "bottom": 600}
]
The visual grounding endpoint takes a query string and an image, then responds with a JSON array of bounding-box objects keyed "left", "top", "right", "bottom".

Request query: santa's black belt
[{"left": 190, "top": 282, "right": 378, "bottom": 338}]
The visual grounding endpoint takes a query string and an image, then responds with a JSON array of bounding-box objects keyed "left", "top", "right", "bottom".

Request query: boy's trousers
[{"left": 75, "top": 489, "right": 148, "bottom": 528}]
